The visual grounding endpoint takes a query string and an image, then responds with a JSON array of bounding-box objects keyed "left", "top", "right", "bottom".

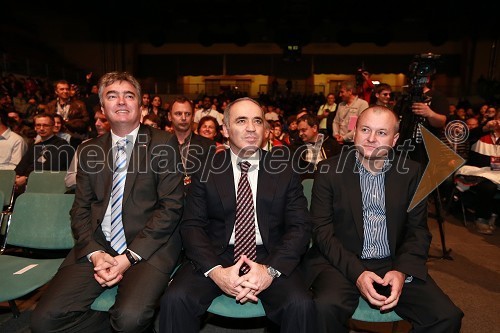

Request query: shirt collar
[
  {"left": 0, "top": 127, "right": 11, "bottom": 140},
  {"left": 355, "top": 151, "right": 391, "bottom": 175},
  {"left": 111, "top": 124, "right": 140, "bottom": 148},
  {"left": 230, "top": 148, "right": 260, "bottom": 172}
]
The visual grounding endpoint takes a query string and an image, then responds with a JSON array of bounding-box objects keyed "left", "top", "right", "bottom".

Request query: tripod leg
[{"left": 430, "top": 189, "right": 453, "bottom": 260}]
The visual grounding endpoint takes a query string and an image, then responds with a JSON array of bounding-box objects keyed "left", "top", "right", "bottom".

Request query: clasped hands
[
  {"left": 91, "top": 251, "right": 130, "bottom": 287},
  {"left": 356, "top": 270, "right": 405, "bottom": 311},
  {"left": 208, "top": 255, "right": 273, "bottom": 304}
]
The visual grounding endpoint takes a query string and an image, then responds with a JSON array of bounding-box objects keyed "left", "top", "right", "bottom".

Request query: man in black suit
[
  {"left": 31, "top": 72, "right": 184, "bottom": 333},
  {"left": 167, "top": 96, "right": 215, "bottom": 192},
  {"left": 159, "top": 97, "right": 315, "bottom": 332},
  {"left": 15, "top": 113, "right": 74, "bottom": 191},
  {"left": 302, "top": 106, "right": 463, "bottom": 333},
  {"left": 294, "top": 113, "right": 341, "bottom": 179}
]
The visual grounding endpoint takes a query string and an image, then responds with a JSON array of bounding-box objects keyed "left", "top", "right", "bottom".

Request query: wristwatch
[
  {"left": 266, "top": 265, "right": 279, "bottom": 279},
  {"left": 125, "top": 249, "right": 139, "bottom": 266}
]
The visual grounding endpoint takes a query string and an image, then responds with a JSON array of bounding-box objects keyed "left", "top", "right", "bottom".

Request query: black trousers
[
  {"left": 159, "top": 246, "right": 316, "bottom": 333},
  {"left": 311, "top": 258, "right": 463, "bottom": 333}
]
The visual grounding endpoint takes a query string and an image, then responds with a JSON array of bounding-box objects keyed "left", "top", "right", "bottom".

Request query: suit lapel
[
  {"left": 212, "top": 150, "right": 236, "bottom": 241},
  {"left": 384, "top": 166, "right": 397, "bottom": 254},
  {"left": 345, "top": 153, "right": 365, "bottom": 241},
  {"left": 256, "top": 150, "right": 274, "bottom": 246},
  {"left": 122, "top": 125, "right": 150, "bottom": 205},
  {"left": 100, "top": 133, "right": 114, "bottom": 211}
]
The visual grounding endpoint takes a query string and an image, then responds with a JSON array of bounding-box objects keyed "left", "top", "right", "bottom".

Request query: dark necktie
[
  {"left": 110, "top": 138, "right": 128, "bottom": 254},
  {"left": 234, "top": 161, "right": 256, "bottom": 274}
]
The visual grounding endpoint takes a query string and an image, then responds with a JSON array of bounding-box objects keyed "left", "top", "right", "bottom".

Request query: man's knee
[
  {"left": 440, "top": 304, "right": 464, "bottom": 328},
  {"left": 111, "top": 305, "right": 156, "bottom": 333},
  {"left": 30, "top": 305, "right": 65, "bottom": 333}
]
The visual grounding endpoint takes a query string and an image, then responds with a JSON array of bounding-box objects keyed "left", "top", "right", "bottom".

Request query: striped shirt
[{"left": 356, "top": 155, "right": 391, "bottom": 259}]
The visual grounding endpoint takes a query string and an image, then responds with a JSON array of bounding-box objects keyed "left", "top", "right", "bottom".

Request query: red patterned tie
[{"left": 234, "top": 161, "right": 256, "bottom": 274}]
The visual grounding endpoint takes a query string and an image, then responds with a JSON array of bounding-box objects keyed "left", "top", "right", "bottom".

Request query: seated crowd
[{"left": 4, "top": 70, "right": 500, "bottom": 332}]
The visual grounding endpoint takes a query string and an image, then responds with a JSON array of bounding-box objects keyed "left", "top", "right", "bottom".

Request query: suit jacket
[
  {"left": 302, "top": 148, "right": 430, "bottom": 286},
  {"left": 294, "top": 135, "right": 341, "bottom": 179},
  {"left": 46, "top": 98, "right": 90, "bottom": 132},
  {"left": 181, "top": 148, "right": 311, "bottom": 277},
  {"left": 15, "top": 134, "right": 75, "bottom": 176},
  {"left": 180, "top": 133, "right": 216, "bottom": 190},
  {"left": 63, "top": 124, "right": 184, "bottom": 274}
]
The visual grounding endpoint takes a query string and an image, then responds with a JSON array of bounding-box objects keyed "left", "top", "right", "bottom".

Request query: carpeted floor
[{"left": 1, "top": 205, "right": 499, "bottom": 333}]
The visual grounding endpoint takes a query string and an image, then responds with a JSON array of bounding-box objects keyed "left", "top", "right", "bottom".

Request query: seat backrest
[
  {"left": 301, "top": 178, "right": 314, "bottom": 210},
  {"left": 26, "top": 170, "right": 68, "bottom": 194},
  {"left": 6, "top": 192, "right": 75, "bottom": 250},
  {"left": 0, "top": 170, "right": 16, "bottom": 208}
]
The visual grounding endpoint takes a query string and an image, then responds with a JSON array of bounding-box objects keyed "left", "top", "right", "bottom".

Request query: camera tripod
[{"left": 428, "top": 187, "right": 453, "bottom": 260}]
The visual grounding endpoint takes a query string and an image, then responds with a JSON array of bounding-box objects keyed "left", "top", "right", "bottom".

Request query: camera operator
[{"left": 396, "top": 55, "right": 449, "bottom": 165}]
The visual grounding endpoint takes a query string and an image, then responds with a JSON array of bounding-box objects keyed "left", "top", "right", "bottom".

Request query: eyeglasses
[
  {"left": 381, "top": 93, "right": 391, "bottom": 96},
  {"left": 35, "top": 124, "right": 52, "bottom": 128}
]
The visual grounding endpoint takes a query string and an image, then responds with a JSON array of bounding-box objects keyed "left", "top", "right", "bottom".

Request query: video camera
[
  {"left": 407, "top": 53, "right": 441, "bottom": 103},
  {"left": 395, "top": 53, "right": 442, "bottom": 145}
]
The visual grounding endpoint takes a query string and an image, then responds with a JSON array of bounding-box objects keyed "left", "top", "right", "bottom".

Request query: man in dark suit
[
  {"left": 15, "top": 113, "right": 74, "bottom": 192},
  {"left": 31, "top": 72, "right": 184, "bottom": 333},
  {"left": 302, "top": 106, "right": 463, "bottom": 333},
  {"left": 294, "top": 113, "right": 341, "bottom": 179},
  {"left": 160, "top": 97, "right": 315, "bottom": 333},
  {"left": 167, "top": 96, "right": 215, "bottom": 192}
]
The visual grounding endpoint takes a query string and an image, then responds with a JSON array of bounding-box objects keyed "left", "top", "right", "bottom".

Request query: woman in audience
[{"left": 197, "top": 115, "right": 225, "bottom": 152}]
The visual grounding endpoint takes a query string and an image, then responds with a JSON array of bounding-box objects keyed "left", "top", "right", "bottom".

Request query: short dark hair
[{"left": 297, "top": 114, "right": 319, "bottom": 128}]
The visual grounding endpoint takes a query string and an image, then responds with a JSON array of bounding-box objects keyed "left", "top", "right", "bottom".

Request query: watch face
[{"left": 267, "top": 266, "right": 278, "bottom": 278}]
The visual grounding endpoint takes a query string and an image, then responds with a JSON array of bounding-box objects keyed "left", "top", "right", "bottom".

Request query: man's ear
[
  {"left": 392, "top": 132, "right": 399, "bottom": 147},
  {"left": 222, "top": 124, "right": 229, "bottom": 138}
]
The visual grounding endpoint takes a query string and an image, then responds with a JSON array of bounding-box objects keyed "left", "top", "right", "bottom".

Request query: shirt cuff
[
  {"left": 87, "top": 250, "right": 105, "bottom": 262},
  {"left": 127, "top": 249, "right": 142, "bottom": 261},
  {"left": 205, "top": 265, "right": 222, "bottom": 277}
]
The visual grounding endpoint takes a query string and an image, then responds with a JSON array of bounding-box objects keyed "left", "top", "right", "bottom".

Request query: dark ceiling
[
  {"left": 3, "top": 1, "right": 498, "bottom": 49},
  {"left": 1, "top": 0, "right": 499, "bottom": 79}
]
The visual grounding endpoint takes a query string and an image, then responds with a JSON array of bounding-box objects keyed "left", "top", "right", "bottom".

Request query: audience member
[
  {"left": 332, "top": 80, "right": 369, "bottom": 145},
  {"left": 14, "top": 113, "right": 74, "bottom": 191},
  {"left": 317, "top": 93, "right": 337, "bottom": 136},
  {"left": 296, "top": 114, "right": 341, "bottom": 179},
  {"left": 31, "top": 71, "right": 184, "bottom": 333},
  {"left": 140, "top": 92, "right": 152, "bottom": 122},
  {"left": 142, "top": 113, "right": 161, "bottom": 129},
  {"left": 168, "top": 96, "right": 216, "bottom": 190},
  {"left": 160, "top": 97, "right": 315, "bottom": 333},
  {"left": 64, "top": 110, "right": 111, "bottom": 191},
  {"left": 455, "top": 109, "right": 500, "bottom": 234},
  {"left": 0, "top": 109, "right": 27, "bottom": 170},
  {"left": 46, "top": 80, "right": 90, "bottom": 135},
  {"left": 302, "top": 106, "right": 463, "bottom": 333},
  {"left": 372, "top": 83, "right": 393, "bottom": 109},
  {"left": 193, "top": 95, "right": 224, "bottom": 131}
]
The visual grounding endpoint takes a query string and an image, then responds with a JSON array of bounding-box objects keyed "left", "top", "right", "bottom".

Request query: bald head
[{"left": 357, "top": 106, "right": 400, "bottom": 133}]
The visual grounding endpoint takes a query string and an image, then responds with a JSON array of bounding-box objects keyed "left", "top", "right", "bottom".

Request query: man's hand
[
  {"left": 234, "top": 256, "right": 274, "bottom": 303},
  {"left": 356, "top": 271, "right": 386, "bottom": 307},
  {"left": 411, "top": 102, "right": 434, "bottom": 118},
  {"left": 92, "top": 252, "right": 130, "bottom": 287},
  {"left": 208, "top": 256, "right": 258, "bottom": 300},
  {"left": 15, "top": 175, "right": 27, "bottom": 187},
  {"left": 379, "top": 270, "right": 405, "bottom": 311}
]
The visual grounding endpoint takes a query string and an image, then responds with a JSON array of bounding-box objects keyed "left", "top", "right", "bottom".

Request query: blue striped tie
[{"left": 110, "top": 138, "right": 128, "bottom": 254}]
